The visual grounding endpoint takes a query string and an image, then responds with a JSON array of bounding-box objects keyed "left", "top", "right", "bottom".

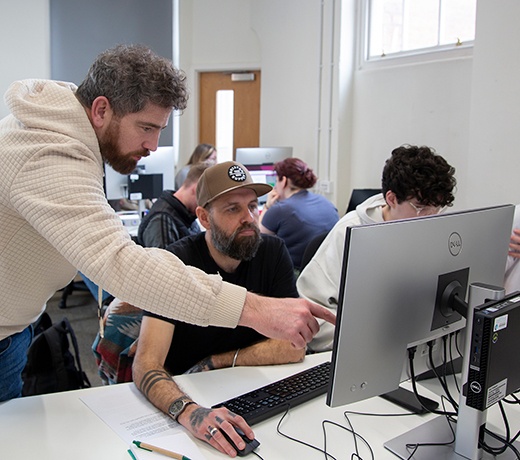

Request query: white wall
[
  {"left": 348, "top": 58, "right": 473, "bottom": 210},
  {"left": 464, "top": 0, "right": 520, "bottom": 209},
  {"left": 178, "top": 0, "right": 262, "bottom": 167},
  {"left": 250, "top": 0, "right": 322, "bottom": 154},
  {"left": 0, "top": 0, "right": 50, "bottom": 119}
]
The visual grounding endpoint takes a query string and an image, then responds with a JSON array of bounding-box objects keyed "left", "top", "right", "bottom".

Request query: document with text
[{"left": 80, "top": 383, "right": 184, "bottom": 444}]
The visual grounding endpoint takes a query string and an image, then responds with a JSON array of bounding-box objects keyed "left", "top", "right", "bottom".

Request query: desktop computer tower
[
  {"left": 466, "top": 291, "right": 520, "bottom": 411},
  {"left": 128, "top": 173, "right": 163, "bottom": 200}
]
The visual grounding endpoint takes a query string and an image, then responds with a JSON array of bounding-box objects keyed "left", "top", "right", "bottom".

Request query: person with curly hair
[
  {"left": 297, "top": 145, "right": 457, "bottom": 352},
  {"left": 259, "top": 157, "right": 339, "bottom": 270}
]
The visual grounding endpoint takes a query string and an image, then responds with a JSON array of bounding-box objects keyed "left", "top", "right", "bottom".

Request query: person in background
[
  {"left": 138, "top": 162, "right": 209, "bottom": 248},
  {"left": 259, "top": 157, "right": 339, "bottom": 271},
  {"left": 0, "top": 44, "right": 335, "bottom": 402},
  {"left": 297, "top": 145, "right": 456, "bottom": 352},
  {"left": 175, "top": 143, "right": 217, "bottom": 189},
  {"left": 504, "top": 205, "right": 520, "bottom": 293},
  {"left": 134, "top": 161, "right": 303, "bottom": 457}
]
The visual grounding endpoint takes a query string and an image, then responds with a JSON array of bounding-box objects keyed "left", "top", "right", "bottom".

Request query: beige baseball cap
[{"left": 196, "top": 161, "right": 273, "bottom": 208}]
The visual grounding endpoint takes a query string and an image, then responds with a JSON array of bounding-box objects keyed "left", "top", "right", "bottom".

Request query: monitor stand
[{"left": 384, "top": 283, "right": 520, "bottom": 460}]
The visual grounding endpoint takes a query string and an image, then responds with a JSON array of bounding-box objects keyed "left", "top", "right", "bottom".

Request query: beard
[
  {"left": 209, "top": 217, "right": 262, "bottom": 261},
  {"left": 99, "top": 119, "right": 149, "bottom": 175}
]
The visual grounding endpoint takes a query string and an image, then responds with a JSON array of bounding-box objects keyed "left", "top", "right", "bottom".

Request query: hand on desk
[
  {"left": 510, "top": 228, "right": 520, "bottom": 259},
  {"left": 178, "top": 404, "right": 254, "bottom": 458},
  {"left": 239, "top": 292, "right": 336, "bottom": 349},
  {"left": 133, "top": 315, "right": 259, "bottom": 458}
]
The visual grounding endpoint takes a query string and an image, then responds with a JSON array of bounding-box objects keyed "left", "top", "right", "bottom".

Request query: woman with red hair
[{"left": 259, "top": 158, "right": 339, "bottom": 271}]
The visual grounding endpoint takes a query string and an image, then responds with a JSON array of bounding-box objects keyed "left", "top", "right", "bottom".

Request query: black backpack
[{"left": 22, "top": 312, "right": 91, "bottom": 396}]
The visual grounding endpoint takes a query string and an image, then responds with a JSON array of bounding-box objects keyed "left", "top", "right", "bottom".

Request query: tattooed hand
[{"left": 178, "top": 404, "right": 255, "bottom": 457}]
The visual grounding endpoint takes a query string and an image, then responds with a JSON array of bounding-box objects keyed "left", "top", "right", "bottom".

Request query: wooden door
[{"left": 199, "top": 71, "right": 261, "bottom": 159}]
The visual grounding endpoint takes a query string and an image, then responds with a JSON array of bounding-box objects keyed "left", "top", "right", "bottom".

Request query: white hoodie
[
  {"left": 0, "top": 79, "right": 245, "bottom": 339},
  {"left": 297, "top": 193, "right": 387, "bottom": 352}
]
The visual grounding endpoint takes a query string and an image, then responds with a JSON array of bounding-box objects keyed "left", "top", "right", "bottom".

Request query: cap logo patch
[{"left": 228, "top": 165, "right": 247, "bottom": 182}]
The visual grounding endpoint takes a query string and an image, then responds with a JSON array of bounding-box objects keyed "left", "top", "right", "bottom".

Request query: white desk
[{"left": 1, "top": 352, "right": 519, "bottom": 460}]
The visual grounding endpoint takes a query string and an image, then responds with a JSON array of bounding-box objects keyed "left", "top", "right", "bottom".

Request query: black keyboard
[{"left": 212, "top": 361, "right": 331, "bottom": 425}]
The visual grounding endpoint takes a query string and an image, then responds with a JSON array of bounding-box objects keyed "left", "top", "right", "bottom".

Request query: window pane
[
  {"left": 367, "top": 0, "right": 476, "bottom": 59},
  {"left": 403, "top": 0, "right": 439, "bottom": 50},
  {"left": 440, "top": 0, "right": 476, "bottom": 45},
  {"left": 216, "top": 90, "right": 234, "bottom": 163},
  {"left": 369, "top": 0, "right": 403, "bottom": 57}
]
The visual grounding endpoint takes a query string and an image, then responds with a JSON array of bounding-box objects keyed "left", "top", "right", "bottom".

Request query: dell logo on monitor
[{"left": 449, "top": 232, "right": 462, "bottom": 256}]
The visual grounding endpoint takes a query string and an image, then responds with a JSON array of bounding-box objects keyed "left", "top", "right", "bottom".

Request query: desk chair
[
  {"left": 300, "top": 231, "right": 329, "bottom": 271},
  {"left": 345, "top": 188, "right": 381, "bottom": 215},
  {"left": 58, "top": 278, "right": 91, "bottom": 309},
  {"left": 59, "top": 273, "right": 113, "bottom": 309}
]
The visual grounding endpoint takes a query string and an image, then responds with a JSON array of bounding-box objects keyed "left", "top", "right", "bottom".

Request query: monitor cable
[
  {"left": 274, "top": 405, "right": 378, "bottom": 460},
  {"left": 275, "top": 406, "right": 338, "bottom": 460},
  {"left": 426, "top": 339, "right": 459, "bottom": 410},
  {"left": 403, "top": 392, "right": 457, "bottom": 459},
  {"left": 448, "top": 332, "right": 462, "bottom": 394},
  {"left": 409, "top": 346, "right": 457, "bottom": 417},
  {"left": 251, "top": 450, "right": 265, "bottom": 460}
]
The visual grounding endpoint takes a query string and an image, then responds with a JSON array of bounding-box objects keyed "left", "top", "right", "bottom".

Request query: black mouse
[{"left": 221, "top": 427, "right": 260, "bottom": 457}]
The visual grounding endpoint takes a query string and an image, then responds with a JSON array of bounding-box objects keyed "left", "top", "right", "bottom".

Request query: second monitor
[{"left": 235, "top": 146, "right": 292, "bottom": 168}]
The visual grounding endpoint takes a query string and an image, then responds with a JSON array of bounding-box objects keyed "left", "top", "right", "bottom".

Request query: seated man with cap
[{"left": 133, "top": 161, "right": 304, "bottom": 457}]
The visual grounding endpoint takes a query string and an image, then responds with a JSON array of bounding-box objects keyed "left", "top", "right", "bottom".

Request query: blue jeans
[
  {"left": 0, "top": 326, "right": 33, "bottom": 402},
  {"left": 79, "top": 272, "right": 112, "bottom": 303}
]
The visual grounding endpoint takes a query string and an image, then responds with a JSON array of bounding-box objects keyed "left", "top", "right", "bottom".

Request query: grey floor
[{"left": 45, "top": 286, "right": 105, "bottom": 388}]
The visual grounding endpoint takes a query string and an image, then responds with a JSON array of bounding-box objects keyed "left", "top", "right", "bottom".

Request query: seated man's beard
[
  {"left": 210, "top": 219, "right": 262, "bottom": 261},
  {"left": 99, "top": 121, "right": 148, "bottom": 175}
]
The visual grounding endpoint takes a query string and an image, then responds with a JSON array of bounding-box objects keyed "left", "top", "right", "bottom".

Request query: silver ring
[{"left": 209, "top": 426, "right": 219, "bottom": 437}]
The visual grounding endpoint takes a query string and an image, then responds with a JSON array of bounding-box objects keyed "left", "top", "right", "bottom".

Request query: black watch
[{"left": 168, "top": 396, "right": 195, "bottom": 422}]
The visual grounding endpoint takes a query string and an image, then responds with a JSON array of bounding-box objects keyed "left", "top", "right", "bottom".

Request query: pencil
[{"left": 132, "top": 440, "right": 192, "bottom": 460}]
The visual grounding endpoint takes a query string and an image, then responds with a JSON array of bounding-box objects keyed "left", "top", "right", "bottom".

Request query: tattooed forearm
[
  {"left": 138, "top": 369, "right": 172, "bottom": 398},
  {"left": 186, "top": 356, "right": 215, "bottom": 374}
]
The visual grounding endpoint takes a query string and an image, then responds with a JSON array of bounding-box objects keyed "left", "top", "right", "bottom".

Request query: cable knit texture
[{"left": 0, "top": 79, "right": 246, "bottom": 339}]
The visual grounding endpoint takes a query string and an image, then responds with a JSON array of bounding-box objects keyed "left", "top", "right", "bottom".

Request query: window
[
  {"left": 215, "top": 90, "right": 234, "bottom": 163},
  {"left": 366, "top": 0, "right": 476, "bottom": 60}
]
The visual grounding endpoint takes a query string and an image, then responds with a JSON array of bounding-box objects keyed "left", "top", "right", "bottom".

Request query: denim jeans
[
  {"left": 79, "top": 272, "right": 112, "bottom": 303},
  {"left": 0, "top": 326, "right": 33, "bottom": 402}
]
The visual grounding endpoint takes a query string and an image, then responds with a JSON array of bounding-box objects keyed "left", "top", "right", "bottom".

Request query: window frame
[{"left": 358, "top": 0, "right": 475, "bottom": 69}]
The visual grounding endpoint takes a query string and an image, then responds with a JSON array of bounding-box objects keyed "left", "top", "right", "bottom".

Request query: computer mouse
[{"left": 221, "top": 427, "right": 260, "bottom": 457}]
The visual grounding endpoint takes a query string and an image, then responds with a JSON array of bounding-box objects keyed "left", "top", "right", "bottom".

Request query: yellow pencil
[{"left": 132, "top": 440, "right": 192, "bottom": 460}]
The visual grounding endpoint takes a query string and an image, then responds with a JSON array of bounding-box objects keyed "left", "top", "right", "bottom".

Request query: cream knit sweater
[{"left": 0, "top": 79, "right": 246, "bottom": 340}]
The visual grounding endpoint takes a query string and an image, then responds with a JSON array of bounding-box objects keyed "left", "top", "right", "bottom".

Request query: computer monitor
[
  {"left": 235, "top": 147, "right": 292, "bottom": 168},
  {"left": 104, "top": 146, "right": 176, "bottom": 200},
  {"left": 248, "top": 169, "right": 277, "bottom": 205},
  {"left": 327, "top": 204, "right": 515, "bottom": 459}
]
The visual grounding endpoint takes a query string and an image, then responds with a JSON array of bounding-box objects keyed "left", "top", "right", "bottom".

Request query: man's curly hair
[
  {"left": 76, "top": 44, "right": 188, "bottom": 117},
  {"left": 381, "top": 145, "right": 456, "bottom": 207}
]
